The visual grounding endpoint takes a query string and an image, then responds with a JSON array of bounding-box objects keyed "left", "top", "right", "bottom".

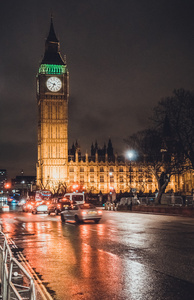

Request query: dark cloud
[{"left": 1, "top": 0, "right": 194, "bottom": 178}]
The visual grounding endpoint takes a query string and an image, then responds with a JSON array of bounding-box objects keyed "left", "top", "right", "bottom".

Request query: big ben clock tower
[{"left": 36, "top": 18, "right": 69, "bottom": 190}]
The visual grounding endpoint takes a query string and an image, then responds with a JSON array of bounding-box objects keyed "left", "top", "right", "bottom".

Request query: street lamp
[
  {"left": 21, "top": 181, "right": 25, "bottom": 196},
  {"left": 109, "top": 172, "right": 113, "bottom": 191},
  {"left": 126, "top": 150, "right": 135, "bottom": 192}
]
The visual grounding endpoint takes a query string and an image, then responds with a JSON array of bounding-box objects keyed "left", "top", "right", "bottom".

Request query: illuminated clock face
[{"left": 46, "top": 77, "right": 62, "bottom": 92}]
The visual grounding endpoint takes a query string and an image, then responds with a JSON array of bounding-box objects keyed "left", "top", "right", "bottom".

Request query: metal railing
[{"left": 0, "top": 230, "right": 36, "bottom": 300}]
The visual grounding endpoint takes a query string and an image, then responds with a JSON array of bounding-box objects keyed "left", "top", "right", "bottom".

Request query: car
[
  {"left": 18, "top": 199, "right": 26, "bottom": 206},
  {"left": 48, "top": 197, "right": 72, "bottom": 215},
  {"left": 22, "top": 200, "right": 36, "bottom": 212},
  {"left": 64, "top": 193, "right": 85, "bottom": 204},
  {"left": 60, "top": 203, "right": 102, "bottom": 224},
  {"left": 31, "top": 202, "right": 48, "bottom": 214}
]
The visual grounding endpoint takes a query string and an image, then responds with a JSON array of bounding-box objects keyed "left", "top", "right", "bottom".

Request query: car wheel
[
  {"left": 94, "top": 219, "right": 100, "bottom": 223},
  {"left": 75, "top": 215, "right": 80, "bottom": 224},
  {"left": 61, "top": 213, "right": 66, "bottom": 223}
]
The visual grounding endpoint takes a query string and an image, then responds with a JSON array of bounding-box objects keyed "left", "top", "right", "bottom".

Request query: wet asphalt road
[{"left": 1, "top": 208, "right": 194, "bottom": 300}]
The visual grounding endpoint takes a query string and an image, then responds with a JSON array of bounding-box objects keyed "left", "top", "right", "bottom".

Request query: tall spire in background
[
  {"left": 41, "top": 17, "right": 65, "bottom": 65},
  {"left": 46, "top": 15, "right": 59, "bottom": 43}
]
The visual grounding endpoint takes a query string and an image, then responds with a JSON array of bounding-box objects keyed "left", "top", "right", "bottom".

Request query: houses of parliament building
[{"left": 36, "top": 19, "right": 192, "bottom": 194}]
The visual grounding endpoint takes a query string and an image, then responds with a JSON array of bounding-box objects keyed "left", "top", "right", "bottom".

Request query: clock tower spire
[
  {"left": 41, "top": 17, "right": 65, "bottom": 66},
  {"left": 36, "top": 18, "right": 69, "bottom": 191}
]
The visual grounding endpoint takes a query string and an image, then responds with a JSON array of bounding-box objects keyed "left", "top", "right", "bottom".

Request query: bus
[{"left": 35, "top": 190, "right": 52, "bottom": 202}]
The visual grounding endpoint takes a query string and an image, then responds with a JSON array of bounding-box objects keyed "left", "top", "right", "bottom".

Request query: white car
[
  {"left": 61, "top": 203, "right": 102, "bottom": 224},
  {"left": 18, "top": 199, "right": 26, "bottom": 206},
  {"left": 32, "top": 203, "right": 48, "bottom": 214}
]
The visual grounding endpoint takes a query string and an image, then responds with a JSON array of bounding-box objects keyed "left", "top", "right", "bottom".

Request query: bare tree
[
  {"left": 126, "top": 126, "right": 187, "bottom": 204},
  {"left": 152, "top": 89, "right": 194, "bottom": 168}
]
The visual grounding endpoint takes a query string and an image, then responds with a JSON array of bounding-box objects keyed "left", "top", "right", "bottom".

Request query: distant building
[{"left": 12, "top": 176, "right": 36, "bottom": 195}]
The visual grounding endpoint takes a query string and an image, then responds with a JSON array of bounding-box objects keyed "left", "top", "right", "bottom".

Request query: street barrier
[{"left": 0, "top": 229, "right": 36, "bottom": 300}]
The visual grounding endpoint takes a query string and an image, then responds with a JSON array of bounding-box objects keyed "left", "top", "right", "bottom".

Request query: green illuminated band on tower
[{"left": 39, "top": 64, "right": 67, "bottom": 74}]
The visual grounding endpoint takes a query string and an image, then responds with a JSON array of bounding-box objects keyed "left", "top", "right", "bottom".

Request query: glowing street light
[
  {"left": 4, "top": 183, "right": 11, "bottom": 189},
  {"left": 127, "top": 151, "right": 134, "bottom": 160}
]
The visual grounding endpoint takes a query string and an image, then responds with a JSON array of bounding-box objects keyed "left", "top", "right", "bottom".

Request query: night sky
[{"left": 1, "top": 0, "right": 194, "bottom": 179}]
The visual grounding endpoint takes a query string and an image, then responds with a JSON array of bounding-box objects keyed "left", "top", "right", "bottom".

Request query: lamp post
[
  {"left": 21, "top": 181, "right": 25, "bottom": 197},
  {"left": 109, "top": 172, "right": 113, "bottom": 199},
  {"left": 126, "top": 150, "right": 135, "bottom": 192}
]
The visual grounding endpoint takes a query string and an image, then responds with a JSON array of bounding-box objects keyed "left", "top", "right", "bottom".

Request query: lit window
[
  {"left": 80, "top": 175, "right": 84, "bottom": 183},
  {"left": 110, "top": 176, "right": 114, "bottom": 183},
  {"left": 100, "top": 175, "right": 104, "bottom": 182},
  {"left": 119, "top": 176, "right": 124, "bottom": 183},
  {"left": 69, "top": 176, "right": 74, "bottom": 183}
]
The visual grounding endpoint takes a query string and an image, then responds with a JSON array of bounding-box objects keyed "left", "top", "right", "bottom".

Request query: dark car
[{"left": 48, "top": 197, "right": 71, "bottom": 215}]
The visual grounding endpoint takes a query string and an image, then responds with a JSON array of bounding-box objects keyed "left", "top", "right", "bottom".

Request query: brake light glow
[
  {"left": 98, "top": 210, "right": 102, "bottom": 214},
  {"left": 82, "top": 211, "right": 87, "bottom": 215}
]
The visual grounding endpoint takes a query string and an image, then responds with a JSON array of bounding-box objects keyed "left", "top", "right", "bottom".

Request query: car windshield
[{"left": 79, "top": 204, "right": 96, "bottom": 209}]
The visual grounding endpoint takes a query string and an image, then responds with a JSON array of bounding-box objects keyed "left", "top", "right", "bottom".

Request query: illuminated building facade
[
  {"left": 36, "top": 18, "right": 69, "bottom": 189},
  {"left": 36, "top": 19, "right": 193, "bottom": 194},
  {"left": 67, "top": 141, "right": 158, "bottom": 194}
]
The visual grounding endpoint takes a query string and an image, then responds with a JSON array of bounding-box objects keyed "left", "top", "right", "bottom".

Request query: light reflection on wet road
[{"left": 1, "top": 210, "right": 194, "bottom": 299}]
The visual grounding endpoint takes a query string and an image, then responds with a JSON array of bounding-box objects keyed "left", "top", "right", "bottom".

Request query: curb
[{"left": 116, "top": 205, "right": 194, "bottom": 218}]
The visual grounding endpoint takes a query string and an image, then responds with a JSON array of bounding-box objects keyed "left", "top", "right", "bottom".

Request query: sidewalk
[{"left": 117, "top": 205, "right": 194, "bottom": 217}]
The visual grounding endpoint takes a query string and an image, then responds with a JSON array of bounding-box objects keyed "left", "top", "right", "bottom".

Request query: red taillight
[
  {"left": 82, "top": 211, "right": 87, "bottom": 215},
  {"left": 98, "top": 210, "right": 102, "bottom": 214},
  {"left": 57, "top": 204, "right": 60, "bottom": 208}
]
